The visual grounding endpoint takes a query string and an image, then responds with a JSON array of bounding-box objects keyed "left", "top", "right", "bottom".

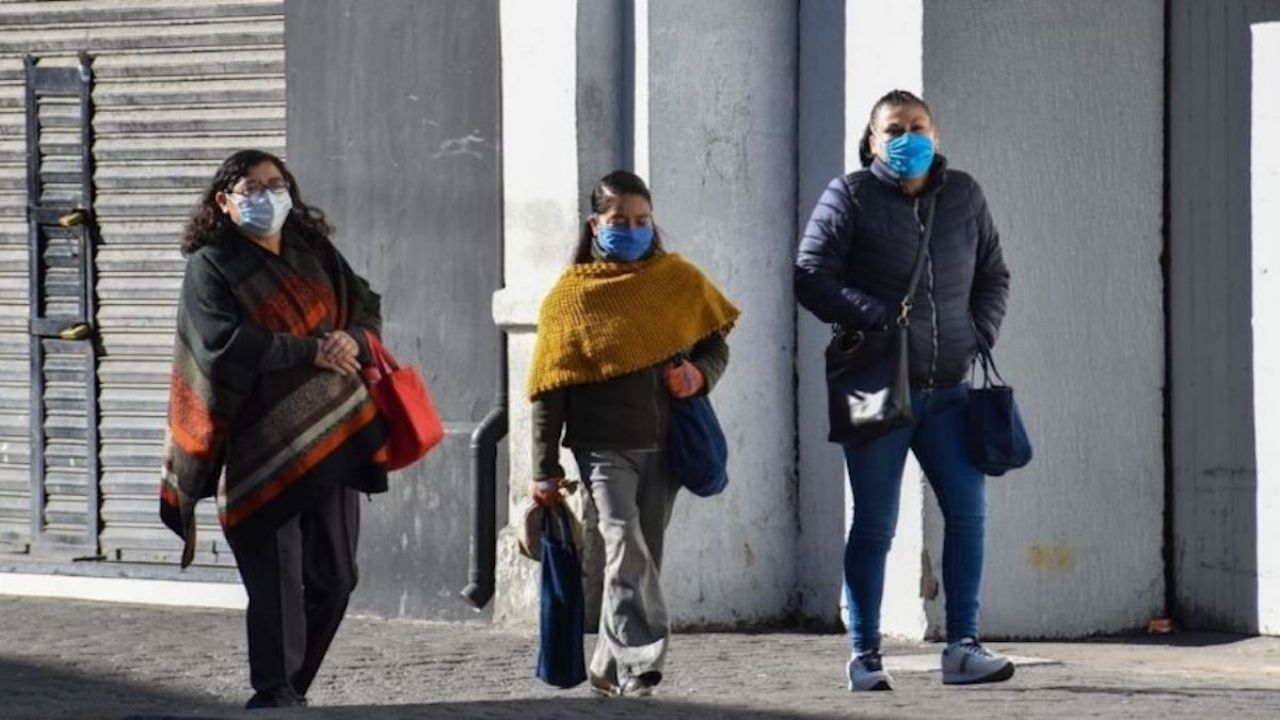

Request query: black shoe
[{"left": 245, "top": 687, "right": 304, "bottom": 709}]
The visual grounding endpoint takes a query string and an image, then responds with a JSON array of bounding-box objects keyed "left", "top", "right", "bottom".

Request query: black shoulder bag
[{"left": 824, "top": 198, "right": 935, "bottom": 447}]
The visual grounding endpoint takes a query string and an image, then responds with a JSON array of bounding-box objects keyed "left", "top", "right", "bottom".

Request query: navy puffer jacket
[{"left": 795, "top": 156, "right": 1010, "bottom": 389}]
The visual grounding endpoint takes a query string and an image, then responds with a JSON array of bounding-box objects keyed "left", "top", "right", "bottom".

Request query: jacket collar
[{"left": 869, "top": 154, "right": 949, "bottom": 198}]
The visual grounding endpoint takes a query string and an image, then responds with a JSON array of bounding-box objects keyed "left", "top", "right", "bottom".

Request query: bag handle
[
  {"left": 361, "top": 328, "right": 398, "bottom": 377},
  {"left": 541, "top": 505, "right": 576, "bottom": 548},
  {"left": 971, "top": 327, "right": 1008, "bottom": 389}
]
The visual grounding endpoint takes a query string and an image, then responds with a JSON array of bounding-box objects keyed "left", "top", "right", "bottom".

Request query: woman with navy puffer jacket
[{"left": 795, "top": 90, "right": 1013, "bottom": 692}]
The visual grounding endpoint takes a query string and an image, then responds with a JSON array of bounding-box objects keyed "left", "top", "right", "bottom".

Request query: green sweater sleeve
[
  {"left": 689, "top": 331, "right": 730, "bottom": 393},
  {"left": 530, "top": 388, "right": 568, "bottom": 481}
]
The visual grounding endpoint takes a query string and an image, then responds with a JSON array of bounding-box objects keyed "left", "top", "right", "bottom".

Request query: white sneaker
[
  {"left": 941, "top": 638, "right": 1015, "bottom": 685},
  {"left": 847, "top": 650, "right": 894, "bottom": 692}
]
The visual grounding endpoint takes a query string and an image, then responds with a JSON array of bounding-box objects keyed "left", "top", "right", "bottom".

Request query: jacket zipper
[
  {"left": 914, "top": 199, "right": 939, "bottom": 389},
  {"left": 926, "top": 254, "right": 939, "bottom": 388}
]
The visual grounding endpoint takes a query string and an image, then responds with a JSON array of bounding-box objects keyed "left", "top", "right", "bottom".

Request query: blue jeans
[{"left": 842, "top": 384, "right": 985, "bottom": 651}]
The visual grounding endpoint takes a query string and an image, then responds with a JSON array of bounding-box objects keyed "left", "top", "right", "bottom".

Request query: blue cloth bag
[
  {"left": 967, "top": 344, "right": 1032, "bottom": 477},
  {"left": 668, "top": 393, "right": 729, "bottom": 497},
  {"left": 536, "top": 506, "right": 587, "bottom": 688}
]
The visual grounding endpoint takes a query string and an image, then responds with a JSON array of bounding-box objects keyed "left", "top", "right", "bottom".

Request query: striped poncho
[{"left": 161, "top": 226, "right": 389, "bottom": 566}]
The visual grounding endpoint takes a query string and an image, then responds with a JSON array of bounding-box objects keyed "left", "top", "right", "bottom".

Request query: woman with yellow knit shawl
[{"left": 528, "top": 171, "right": 739, "bottom": 698}]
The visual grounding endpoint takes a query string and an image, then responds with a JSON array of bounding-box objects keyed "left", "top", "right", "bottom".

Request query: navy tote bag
[
  {"left": 967, "top": 340, "right": 1032, "bottom": 476},
  {"left": 668, "top": 393, "right": 729, "bottom": 497},
  {"left": 536, "top": 506, "right": 587, "bottom": 688}
]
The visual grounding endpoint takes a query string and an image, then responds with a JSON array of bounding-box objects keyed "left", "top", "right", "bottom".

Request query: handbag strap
[
  {"left": 896, "top": 197, "right": 937, "bottom": 328},
  {"left": 972, "top": 329, "right": 1008, "bottom": 388},
  {"left": 542, "top": 505, "right": 576, "bottom": 548},
  {"left": 362, "top": 328, "right": 398, "bottom": 377}
]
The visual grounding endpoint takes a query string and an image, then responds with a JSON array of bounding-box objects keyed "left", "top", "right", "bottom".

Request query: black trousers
[{"left": 228, "top": 484, "right": 360, "bottom": 700}]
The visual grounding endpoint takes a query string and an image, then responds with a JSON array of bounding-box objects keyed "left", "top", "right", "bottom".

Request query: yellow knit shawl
[{"left": 527, "top": 253, "right": 740, "bottom": 399}]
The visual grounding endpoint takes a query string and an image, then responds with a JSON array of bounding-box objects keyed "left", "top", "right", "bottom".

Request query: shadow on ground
[
  {"left": 1036, "top": 630, "right": 1258, "bottom": 649},
  {"left": 131, "top": 700, "right": 873, "bottom": 720},
  {"left": 1, "top": 655, "right": 870, "bottom": 720},
  {"left": 0, "top": 657, "right": 234, "bottom": 720}
]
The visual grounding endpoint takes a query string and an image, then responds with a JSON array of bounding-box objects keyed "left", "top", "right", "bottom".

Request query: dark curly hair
[
  {"left": 572, "top": 170, "right": 665, "bottom": 264},
  {"left": 180, "top": 149, "right": 334, "bottom": 256}
]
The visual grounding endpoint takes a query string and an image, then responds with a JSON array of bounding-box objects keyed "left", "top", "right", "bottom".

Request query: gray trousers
[{"left": 574, "top": 449, "right": 681, "bottom": 685}]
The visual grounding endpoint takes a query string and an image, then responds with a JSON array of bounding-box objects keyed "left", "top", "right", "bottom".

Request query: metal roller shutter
[{"left": 0, "top": 0, "right": 284, "bottom": 566}]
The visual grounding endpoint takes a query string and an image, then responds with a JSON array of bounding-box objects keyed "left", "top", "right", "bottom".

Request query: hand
[
  {"left": 322, "top": 330, "right": 360, "bottom": 362},
  {"left": 314, "top": 341, "right": 359, "bottom": 376},
  {"left": 662, "top": 360, "right": 705, "bottom": 399},
  {"left": 316, "top": 331, "right": 360, "bottom": 375},
  {"left": 530, "top": 479, "right": 564, "bottom": 507}
]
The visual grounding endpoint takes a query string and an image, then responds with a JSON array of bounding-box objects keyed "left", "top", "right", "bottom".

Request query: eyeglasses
[{"left": 228, "top": 180, "right": 289, "bottom": 196}]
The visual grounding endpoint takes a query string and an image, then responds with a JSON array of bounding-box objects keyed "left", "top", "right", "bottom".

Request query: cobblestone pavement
[{"left": 3, "top": 595, "right": 1280, "bottom": 719}]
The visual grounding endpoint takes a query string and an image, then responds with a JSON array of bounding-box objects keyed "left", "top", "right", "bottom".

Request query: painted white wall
[
  {"left": 491, "top": 0, "right": 582, "bottom": 626},
  {"left": 922, "top": 0, "right": 1166, "bottom": 638},
  {"left": 631, "top": 0, "right": 650, "bottom": 179},
  {"left": 1169, "top": 0, "right": 1280, "bottom": 633},
  {"left": 844, "top": 0, "right": 929, "bottom": 641},
  {"left": 1252, "top": 21, "right": 1280, "bottom": 636}
]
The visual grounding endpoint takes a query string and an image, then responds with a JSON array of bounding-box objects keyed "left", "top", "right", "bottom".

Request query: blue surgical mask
[
  {"left": 596, "top": 225, "right": 655, "bottom": 262},
  {"left": 233, "top": 188, "right": 293, "bottom": 237},
  {"left": 883, "top": 133, "right": 935, "bottom": 179}
]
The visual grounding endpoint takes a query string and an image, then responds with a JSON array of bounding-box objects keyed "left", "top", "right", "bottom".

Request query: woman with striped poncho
[{"left": 161, "top": 150, "right": 389, "bottom": 709}]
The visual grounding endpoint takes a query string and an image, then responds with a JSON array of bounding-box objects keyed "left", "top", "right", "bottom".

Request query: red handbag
[{"left": 360, "top": 330, "right": 444, "bottom": 470}]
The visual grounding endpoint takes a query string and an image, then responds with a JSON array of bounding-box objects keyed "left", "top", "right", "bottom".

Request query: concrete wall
[
  {"left": 1170, "top": 0, "right": 1280, "bottom": 633},
  {"left": 922, "top": 0, "right": 1166, "bottom": 638},
  {"left": 647, "top": 0, "right": 798, "bottom": 626},
  {"left": 1253, "top": 22, "right": 1280, "bottom": 636},
  {"left": 575, "top": 0, "right": 630, "bottom": 200},
  {"left": 490, "top": 0, "right": 1279, "bottom": 638},
  {"left": 285, "top": 0, "right": 504, "bottom": 621}
]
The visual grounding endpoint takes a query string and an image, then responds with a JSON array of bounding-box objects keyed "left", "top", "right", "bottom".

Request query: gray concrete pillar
[
  {"left": 922, "top": 0, "right": 1165, "bottom": 638},
  {"left": 794, "top": 0, "right": 849, "bottom": 629},
  {"left": 647, "top": 0, "right": 799, "bottom": 625}
]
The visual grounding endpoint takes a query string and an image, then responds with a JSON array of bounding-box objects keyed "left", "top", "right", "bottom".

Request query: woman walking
[
  {"left": 162, "top": 149, "right": 388, "bottom": 709},
  {"left": 795, "top": 90, "right": 1013, "bottom": 691},
  {"left": 527, "top": 171, "right": 738, "bottom": 697}
]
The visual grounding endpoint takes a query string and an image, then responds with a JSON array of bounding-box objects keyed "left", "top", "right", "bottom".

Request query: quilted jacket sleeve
[
  {"left": 968, "top": 181, "right": 1010, "bottom": 348},
  {"left": 794, "top": 176, "right": 890, "bottom": 329}
]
